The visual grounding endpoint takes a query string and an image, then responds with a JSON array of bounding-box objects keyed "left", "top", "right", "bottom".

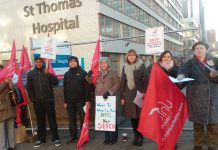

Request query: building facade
[
  {"left": 0, "top": 0, "right": 185, "bottom": 69},
  {"left": 0, "top": 0, "right": 188, "bottom": 128},
  {"left": 182, "top": 0, "right": 201, "bottom": 56}
]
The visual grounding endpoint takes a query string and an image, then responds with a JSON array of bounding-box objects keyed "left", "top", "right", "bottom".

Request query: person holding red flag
[
  {"left": 120, "top": 49, "right": 149, "bottom": 146},
  {"left": 63, "top": 56, "right": 90, "bottom": 144},
  {"left": 138, "top": 63, "right": 188, "bottom": 150},
  {"left": 177, "top": 41, "right": 218, "bottom": 150},
  {"left": 0, "top": 66, "right": 16, "bottom": 150},
  {"left": 95, "top": 57, "right": 120, "bottom": 145}
]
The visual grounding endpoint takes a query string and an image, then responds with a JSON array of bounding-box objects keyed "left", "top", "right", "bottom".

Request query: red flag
[
  {"left": 0, "top": 41, "right": 17, "bottom": 83},
  {"left": 48, "top": 59, "right": 56, "bottom": 76},
  {"left": 138, "top": 64, "right": 188, "bottom": 150},
  {"left": 77, "top": 104, "right": 90, "bottom": 148},
  {"left": 16, "top": 46, "right": 32, "bottom": 125},
  {"left": 18, "top": 46, "right": 32, "bottom": 75},
  {"left": 91, "top": 37, "right": 100, "bottom": 85}
]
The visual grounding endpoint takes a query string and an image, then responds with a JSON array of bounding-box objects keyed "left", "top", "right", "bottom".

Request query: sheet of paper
[
  {"left": 169, "top": 76, "right": 194, "bottom": 83},
  {"left": 83, "top": 105, "right": 86, "bottom": 113},
  {"left": 133, "top": 91, "right": 144, "bottom": 108}
]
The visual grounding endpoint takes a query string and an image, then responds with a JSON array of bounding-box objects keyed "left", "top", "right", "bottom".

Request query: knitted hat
[{"left": 99, "top": 57, "right": 111, "bottom": 66}]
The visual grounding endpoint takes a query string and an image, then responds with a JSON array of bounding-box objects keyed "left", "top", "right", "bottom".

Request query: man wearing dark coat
[
  {"left": 27, "top": 57, "right": 61, "bottom": 148},
  {"left": 63, "top": 56, "right": 90, "bottom": 143}
]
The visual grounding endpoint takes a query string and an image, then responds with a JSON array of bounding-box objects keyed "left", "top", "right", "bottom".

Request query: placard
[
  {"left": 145, "top": 27, "right": 164, "bottom": 54},
  {"left": 40, "top": 37, "right": 57, "bottom": 59},
  {"left": 95, "top": 96, "right": 116, "bottom": 131}
]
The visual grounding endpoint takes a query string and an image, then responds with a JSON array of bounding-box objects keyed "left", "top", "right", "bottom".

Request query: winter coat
[
  {"left": 120, "top": 62, "right": 149, "bottom": 119},
  {"left": 27, "top": 68, "right": 59, "bottom": 102},
  {"left": 178, "top": 55, "right": 218, "bottom": 124},
  {"left": 0, "top": 82, "right": 15, "bottom": 122},
  {"left": 64, "top": 66, "right": 89, "bottom": 103},
  {"left": 95, "top": 69, "right": 120, "bottom": 96}
]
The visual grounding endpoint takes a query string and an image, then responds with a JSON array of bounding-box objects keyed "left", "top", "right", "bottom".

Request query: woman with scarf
[
  {"left": 147, "top": 50, "right": 178, "bottom": 78},
  {"left": 177, "top": 41, "right": 218, "bottom": 150},
  {"left": 95, "top": 57, "right": 120, "bottom": 145},
  {"left": 120, "top": 49, "right": 149, "bottom": 146}
]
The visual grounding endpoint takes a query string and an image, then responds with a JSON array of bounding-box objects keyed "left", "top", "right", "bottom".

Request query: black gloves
[
  {"left": 103, "top": 91, "right": 110, "bottom": 99},
  {"left": 87, "top": 70, "right": 93, "bottom": 77}
]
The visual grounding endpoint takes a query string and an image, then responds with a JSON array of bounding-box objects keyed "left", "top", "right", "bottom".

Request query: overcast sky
[{"left": 204, "top": 0, "right": 218, "bottom": 37}]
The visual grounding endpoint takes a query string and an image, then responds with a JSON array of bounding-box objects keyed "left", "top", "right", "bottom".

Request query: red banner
[
  {"left": 91, "top": 37, "right": 100, "bottom": 85},
  {"left": 0, "top": 41, "right": 17, "bottom": 83},
  {"left": 16, "top": 46, "right": 32, "bottom": 125},
  {"left": 138, "top": 63, "right": 188, "bottom": 150},
  {"left": 77, "top": 104, "right": 90, "bottom": 148}
]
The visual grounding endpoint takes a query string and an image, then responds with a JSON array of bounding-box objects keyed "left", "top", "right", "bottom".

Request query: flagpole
[
  {"left": 153, "top": 54, "right": 157, "bottom": 63},
  {"left": 27, "top": 104, "right": 34, "bottom": 136}
]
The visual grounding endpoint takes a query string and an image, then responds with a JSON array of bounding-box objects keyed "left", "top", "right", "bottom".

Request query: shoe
[
  {"left": 208, "top": 147, "right": 218, "bottom": 150},
  {"left": 33, "top": 140, "right": 45, "bottom": 148},
  {"left": 103, "top": 140, "right": 110, "bottom": 145},
  {"left": 137, "top": 135, "right": 143, "bottom": 147},
  {"left": 110, "top": 140, "right": 117, "bottom": 145},
  {"left": 132, "top": 134, "right": 138, "bottom": 145},
  {"left": 54, "top": 140, "right": 61, "bottom": 147},
  {"left": 8, "top": 148, "right": 16, "bottom": 150},
  {"left": 174, "top": 143, "right": 178, "bottom": 149},
  {"left": 193, "top": 146, "right": 203, "bottom": 150}
]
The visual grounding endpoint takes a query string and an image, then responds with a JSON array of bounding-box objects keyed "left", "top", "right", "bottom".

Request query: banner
[
  {"left": 0, "top": 41, "right": 17, "bottom": 83},
  {"left": 77, "top": 104, "right": 90, "bottom": 148},
  {"left": 95, "top": 96, "right": 116, "bottom": 131},
  {"left": 40, "top": 37, "right": 57, "bottom": 59},
  {"left": 145, "top": 27, "right": 164, "bottom": 54},
  {"left": 91, "top": 37, "right": 100, "bottom": 85},
  {"left": 138, "top": 64, "right": 188, "bottom": 150}
]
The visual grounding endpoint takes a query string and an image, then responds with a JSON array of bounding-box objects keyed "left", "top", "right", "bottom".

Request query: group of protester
[{"left": 0, "top": 41, "right": 218, "bottom": 150}]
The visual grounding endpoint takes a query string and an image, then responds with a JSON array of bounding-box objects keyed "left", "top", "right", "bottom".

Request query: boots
[
  {"left": 132, "top": 132, "right": 138, "bottom": 145},
  {"left": 137, "top": 133, "right": 143, "bottom": 146}
]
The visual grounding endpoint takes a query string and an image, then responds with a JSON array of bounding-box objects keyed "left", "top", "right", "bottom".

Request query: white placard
[
  {"left": 145, "top": 27, "right": 164, "bottom": 54},
  {"left": 40, "top": 37, "right": 57, "bottom": 59},
  {"left": 95, "top": 96, "right": 116, "bottom": 131}
]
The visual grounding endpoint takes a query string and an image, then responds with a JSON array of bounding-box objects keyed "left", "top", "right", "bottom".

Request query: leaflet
[{"left": 169, "top": 76, "right": 194, "bottom": 83}]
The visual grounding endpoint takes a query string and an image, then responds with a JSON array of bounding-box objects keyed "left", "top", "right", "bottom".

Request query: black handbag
[{"left": 8, "top": 86, "right": 23, "bottom": 106}]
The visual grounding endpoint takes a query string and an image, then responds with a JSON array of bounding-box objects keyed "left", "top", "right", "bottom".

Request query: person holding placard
[
  {"left": 95, "top": 57, "right": 120, "bottom": 145},
  {"left": 177, "top": 41, "right": 218, "bottom": 150},
  {"left": 120, "top": 49, "right": 149, "bottom": 146},
  {"left": 27, "top": 57, "right": 61, "bottom": 148}
]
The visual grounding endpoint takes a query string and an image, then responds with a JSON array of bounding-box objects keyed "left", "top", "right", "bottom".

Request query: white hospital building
[{"left": 0, "top": 0, "right": 185, "bottom": 72}]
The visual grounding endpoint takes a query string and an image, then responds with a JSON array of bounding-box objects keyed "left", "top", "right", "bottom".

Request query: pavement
[{"left": 15, "top": 129, "right": 210, "bottom": 150}]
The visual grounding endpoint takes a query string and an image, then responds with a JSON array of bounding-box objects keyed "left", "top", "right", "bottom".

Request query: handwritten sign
[
  {"left": 145, "top": 27, "right": 164, "bottom": 54},
  {"left": 41, "top": 37, "right": 57, "bottom": 59},
  {"left": 95, "top": 96, "right": 116, "bottom": 131}
]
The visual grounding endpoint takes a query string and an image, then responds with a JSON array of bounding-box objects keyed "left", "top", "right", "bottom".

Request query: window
[{"left": 105, "top": 17, "right": 113, "bottom": 35}]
